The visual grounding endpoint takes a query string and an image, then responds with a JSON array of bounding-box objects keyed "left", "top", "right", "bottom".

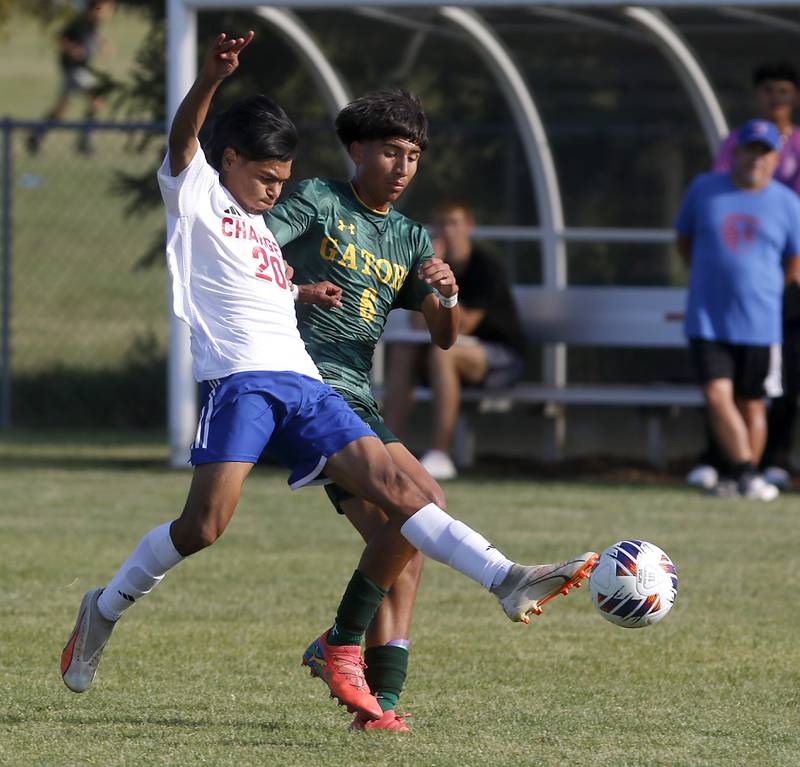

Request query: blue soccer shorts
[{"left": 190, "top": 370, "right": 376, "bottom": 489}]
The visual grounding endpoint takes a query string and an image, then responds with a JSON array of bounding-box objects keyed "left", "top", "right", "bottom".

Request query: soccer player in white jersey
[{"left": 60, "top": 31, "right": 599, "bottom": 722}]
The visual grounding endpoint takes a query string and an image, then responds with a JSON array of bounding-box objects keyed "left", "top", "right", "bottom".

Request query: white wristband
[
  {"left": 290, "top": 283, "right": 299, "bottom": 302},
  {"left": 438, "top": 291, "right": 458, "bottom": 309}
]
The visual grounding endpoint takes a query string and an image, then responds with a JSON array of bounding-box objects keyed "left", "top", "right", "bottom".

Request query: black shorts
[
  {"left": 689, "top": 338, "right": 782, "bottom": 399},
  {"left": 481, "top": 341, "right": 524, "bottom": 389}
]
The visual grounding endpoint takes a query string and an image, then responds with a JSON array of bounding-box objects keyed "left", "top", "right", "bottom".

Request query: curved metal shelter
[{"left": 165, "top": 0, "right": 800, "bottom": 466}]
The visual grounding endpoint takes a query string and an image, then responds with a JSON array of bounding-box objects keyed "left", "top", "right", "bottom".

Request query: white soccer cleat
[
  {"left": 419, "top": 450, "right": 457, "bottom": 481},
  {"left": 738, "top": 475, "right": 780, "bottom": 502},
  {"left": 686, "top": 464, "right": 719, "bottom": 490},
  {"left": 492, "top": 553, "right": 599, "bottom": 623},
  {"left": 61, "top": 587, "right": 116, "bottom": 693}
]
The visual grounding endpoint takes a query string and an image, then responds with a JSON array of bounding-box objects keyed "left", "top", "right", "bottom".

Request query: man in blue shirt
[{"left": 676, "top": 119, "right": 800, "bottom": 500}]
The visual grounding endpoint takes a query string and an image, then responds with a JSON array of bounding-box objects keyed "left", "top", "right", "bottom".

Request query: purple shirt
[{"left": 714, "top": 126, "right": 800, "bottom": 195}]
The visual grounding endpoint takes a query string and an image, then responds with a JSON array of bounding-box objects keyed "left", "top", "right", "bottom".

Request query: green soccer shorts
[{"left": 324, "top": 387, "right": 399, "bottom": 514}]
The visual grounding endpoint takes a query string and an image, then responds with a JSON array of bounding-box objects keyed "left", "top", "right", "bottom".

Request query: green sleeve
[
  {"left": 394, "top": 224, "right": 437, "bottom": 311},
  {"left": 264, "top": 178, "right": 320, "bottom": 248}
]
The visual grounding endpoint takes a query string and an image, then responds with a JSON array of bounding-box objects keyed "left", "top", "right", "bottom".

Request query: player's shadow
[
  {"left": 0, "top": 451, "right": 169, "bottom": 472},
  {"left": 0, "top": 711, "right": 346, "bottom": 752},
  {"left": 0, "top": 711, "right": 327, "bottom": 747}
]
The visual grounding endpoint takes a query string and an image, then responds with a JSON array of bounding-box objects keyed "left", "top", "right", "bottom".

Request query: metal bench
[{"left": 374, "top": 285, "right": 704, "bottom": 467}]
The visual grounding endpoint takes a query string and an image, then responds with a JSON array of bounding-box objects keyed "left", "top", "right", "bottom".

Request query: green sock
[
  {"left": 364, "top": 644, "right": 409, "bottom": 712},
  {"left": 328, "top": 570, "right": 387, "bottom": 647}
]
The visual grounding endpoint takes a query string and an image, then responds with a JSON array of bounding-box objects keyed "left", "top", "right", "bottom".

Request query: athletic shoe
[
  {"left": 492, "top": 552, "right": 599, "bottom": 623},
  {"left": 686, "top": 464, "right": 719, "bottom": 490},
  {"left": 763, "top": 466, "right": 791, "bottom": 490},
  {"left": 350, "top": 709, "right": 411, "bottom": 732},
  {"left": 419, "top": 450, "right": 457, "bottom": 480},
  {"left": 710, "top": 478, "right": 739, "bottom": 498},
  {"left": 61, "top": 587, "right": 115, "bottom": 693},
  {"left": 738, "top": 474, "right": 780, "bottom": 502},
  {"left": 302, "top": 630, "right": 383, "bottom": 720}
]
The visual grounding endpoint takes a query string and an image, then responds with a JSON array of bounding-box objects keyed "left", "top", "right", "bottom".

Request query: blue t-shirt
[{"left": 675, "top": 172, "right": 800, "bottom": 345}]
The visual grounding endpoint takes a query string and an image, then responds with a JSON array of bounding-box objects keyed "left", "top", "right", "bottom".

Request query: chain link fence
[{"left": 1, "top": 119, "right": 168, "bottom": 428}]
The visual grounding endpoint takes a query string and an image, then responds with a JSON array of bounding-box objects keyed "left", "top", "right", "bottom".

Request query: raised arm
[{"left": 168, "top": 31, "right": 254, "bottom": 177}]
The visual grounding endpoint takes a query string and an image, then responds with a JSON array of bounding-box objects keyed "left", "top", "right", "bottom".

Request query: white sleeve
[{"left": 156, "top": 139, "right": 216, "bottom": 218}]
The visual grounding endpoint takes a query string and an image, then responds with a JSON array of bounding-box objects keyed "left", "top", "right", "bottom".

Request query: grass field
[
  {"left": 0, "top": 10, "right": 150, "bottom": 119},
  {"left": 1, "top": 432, "right": 799, "bottom": 766},
  {"left": 0, "top": 10, "right": 166, "bottom": 381}
]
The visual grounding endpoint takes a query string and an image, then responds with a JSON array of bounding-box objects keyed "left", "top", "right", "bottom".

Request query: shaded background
[{"left": 1, "top": 2, "right": 798, "bottom": 461}]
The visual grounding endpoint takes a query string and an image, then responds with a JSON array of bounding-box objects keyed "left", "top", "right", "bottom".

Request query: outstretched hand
[{"left": 201, "top": 31, "right": 255, "bottom": 81}]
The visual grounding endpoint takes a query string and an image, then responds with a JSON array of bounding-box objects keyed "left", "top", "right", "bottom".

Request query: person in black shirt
[
  {"left": 27, "top": 0, "right": 115, "bottom": 156},
  {"left": 383, "top": 200, "right": 524, "bottom": 479}
]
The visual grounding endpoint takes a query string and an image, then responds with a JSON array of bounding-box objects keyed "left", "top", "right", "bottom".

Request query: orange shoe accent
[
  {"left": 523, "top": 552, "right": 600, "bottom": 622},
  {"left": 350, "top": 709, "right": 411, "bottom": 733},
  {"left": 302, "top": 631, "right": 383, "bottom": 720},
  {"left": 60, "top": 608, "right": 85, "bottom": 675}
]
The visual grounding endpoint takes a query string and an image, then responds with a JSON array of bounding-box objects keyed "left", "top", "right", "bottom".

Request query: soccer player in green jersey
[
  {"left": 266, "top": 91, "right": 593, "bottom": 731},
  {"left": 266, "top": 90, "right": 451, "bottom": 731}
]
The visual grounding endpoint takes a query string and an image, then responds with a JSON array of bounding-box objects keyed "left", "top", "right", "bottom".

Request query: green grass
[
  {"left": 10, "top": 129, "right": 167, "bottom": 376},
  {"left": 1, "top": 433, "right": 799, "bottom": 766},
  {"left": 0, "top": 10, "right": 166, "bottom": 380},
  {"left": 0, "top": 9, "right": 150, "bottom": 119}
]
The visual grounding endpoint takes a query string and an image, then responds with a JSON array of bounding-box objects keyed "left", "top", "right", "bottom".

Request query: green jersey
[{"left": 265, "top": 178, "right": 435, "bottom": 403}]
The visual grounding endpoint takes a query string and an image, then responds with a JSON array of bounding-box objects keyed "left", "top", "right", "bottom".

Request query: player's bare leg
[
  {"left": 61, "top": 462, "right": 253, "bottom": 692},
  {"left": 344, "top": 498, "right": 423, "bottom": 645},
  {"left": 341, "top": 440, "right": 442, "bottom": 730},
  {"left": 324, "top": 436, "right": 597, "bottom": 618},
  {"left": 170, "top": 461, "right": 253, "bottom": 555},
  {"left": 343, "top": 498, "right": 421, "bottom": 732}
]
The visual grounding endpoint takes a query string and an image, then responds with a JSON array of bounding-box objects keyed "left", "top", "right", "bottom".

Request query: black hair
[
  {"left": 753, "top": 62, "right": 799, "bottom": 88},
  {"left": 208, "top": 94, "right": 298, "bottom": 171},
  {"left": 335, "top": 89, "right": 428, "bottom": 152}
]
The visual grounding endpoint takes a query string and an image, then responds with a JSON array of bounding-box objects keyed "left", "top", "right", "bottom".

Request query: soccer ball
[{"left": 589, "top": 540, "right": 677, "bottom": 628}]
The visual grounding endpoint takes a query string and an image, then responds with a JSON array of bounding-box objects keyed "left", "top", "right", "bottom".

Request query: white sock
[
  {"left": 400, "top": 504, "right": 512, "bottom": 590},
  {"left": 96, "top": 522, "right": 184, "bottom": 621}
]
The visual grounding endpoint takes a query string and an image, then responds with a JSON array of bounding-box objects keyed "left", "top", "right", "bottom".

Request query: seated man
[{"left": 383, "top": 201, "right": 524, "bottom": 479}]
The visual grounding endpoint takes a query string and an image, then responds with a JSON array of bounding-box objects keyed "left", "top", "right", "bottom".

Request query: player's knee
[
  {"left": 375, "top": 464, "right": 426, "bottom": 517},
  {"left": 196, "top": 520, "right": 225, "bottom": 550},
  {"left": 172, "top": 505, "right": 230, "bottom": 555}
]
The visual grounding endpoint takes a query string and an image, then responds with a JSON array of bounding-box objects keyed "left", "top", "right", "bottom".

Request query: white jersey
[{"left": 157, "top": 142, "right": 321, "bottom": 382}]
